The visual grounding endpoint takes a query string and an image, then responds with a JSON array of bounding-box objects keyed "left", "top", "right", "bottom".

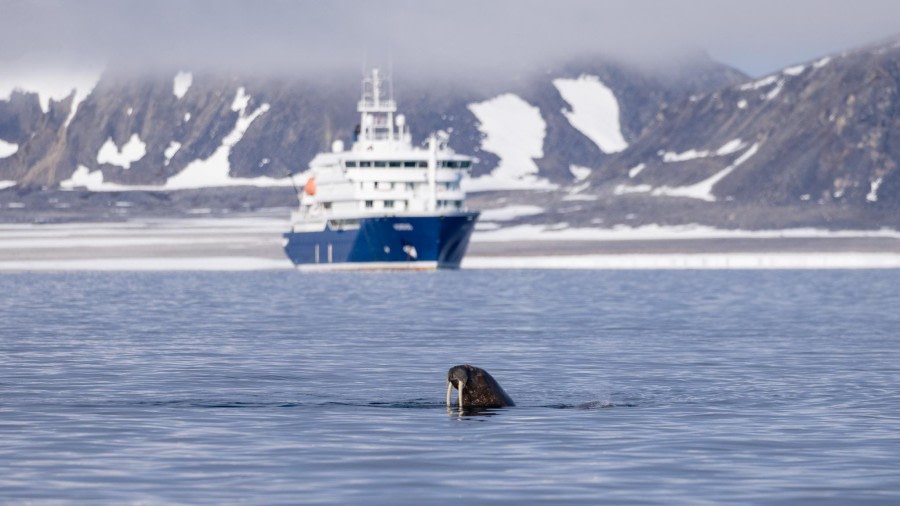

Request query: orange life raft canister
[{"left": 304, "top": 177, "right": 317, "bottom": 196}]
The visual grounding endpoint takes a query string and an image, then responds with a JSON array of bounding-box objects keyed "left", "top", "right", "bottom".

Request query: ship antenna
[{"left": 388, "top": 54, "right": 394, "bottom": 103}]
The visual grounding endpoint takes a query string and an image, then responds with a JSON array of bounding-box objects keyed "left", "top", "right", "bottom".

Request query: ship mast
[{"left": 356, "top": 68, "right": 400, "bottom": 148}]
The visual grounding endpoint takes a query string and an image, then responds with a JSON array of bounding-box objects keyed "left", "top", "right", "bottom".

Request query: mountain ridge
[{"left": 1, "top": 40, "right": 897, "bottom": 230}]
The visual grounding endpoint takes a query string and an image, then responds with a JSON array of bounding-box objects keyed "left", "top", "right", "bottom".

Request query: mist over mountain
[
  {"left": 0, "top": 35, "right": 898, "bottom": 230},
  {"left": 5, "top": 0, "right": 900, "bottom": 78}
]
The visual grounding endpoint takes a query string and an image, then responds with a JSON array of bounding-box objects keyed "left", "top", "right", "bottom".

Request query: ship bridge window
[
  {"left": 461, "top": 161, "right": 471, "bottom": 168},
  {"left": 365, "top": 200, "right": 374, "bottom": 208},
  {"left": 385, "top": 200, "right": 395, "bottom": 208},
  {"left": 374, "top": 161, "right": 387, "bottom": 167},
  {"left": 360, "top": 161, "right": 372, "bottom": 167},
  {"left": 345, "top": 161, "right": 358, "bottom": 168},
  {"left": 403, "top": 161, "right": 417, "bottom": 168},
  {"left": 417, "top": 161, "right": 427, "bottom": 168},
  {"left": 389, "top": 161, "right": 402, "bottom": 167}
]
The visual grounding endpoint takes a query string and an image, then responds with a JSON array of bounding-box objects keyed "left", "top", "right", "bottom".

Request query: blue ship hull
[{"left": 283, "top": 212, "right": 479, "bottom": 270}]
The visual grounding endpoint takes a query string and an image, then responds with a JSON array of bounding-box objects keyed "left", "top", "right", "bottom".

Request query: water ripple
[{"left": 1, "top": 270, "right": 899, "bottom": 503}]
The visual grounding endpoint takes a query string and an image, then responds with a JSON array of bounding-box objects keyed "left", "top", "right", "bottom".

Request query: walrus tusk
[
  {"left": 457, "top": 380, "right": 465, "bottom": 410},
  {"left": 446, "top": 381, "right": 452, "bottom": 407}
]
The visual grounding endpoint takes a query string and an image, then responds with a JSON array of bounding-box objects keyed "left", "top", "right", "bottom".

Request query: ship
[{"left": 282, "top": 69, "right": 479, "bottom": 270}]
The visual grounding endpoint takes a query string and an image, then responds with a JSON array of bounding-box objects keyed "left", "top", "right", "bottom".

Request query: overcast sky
[{"left": 2, "top": 0, "right": 899, "bottom": 77}]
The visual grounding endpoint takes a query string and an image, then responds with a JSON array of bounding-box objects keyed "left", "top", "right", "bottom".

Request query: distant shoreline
[
  {"left": 1, "top": 217, "right": 898, "bottom": 271},
  {"left": 468, "top": 236, "right": 900, "bottom": 256}
]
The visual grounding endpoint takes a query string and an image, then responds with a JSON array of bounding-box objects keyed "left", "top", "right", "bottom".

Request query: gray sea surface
[{"left": 1, "top": 270, "right": 899, "bottom": 504}]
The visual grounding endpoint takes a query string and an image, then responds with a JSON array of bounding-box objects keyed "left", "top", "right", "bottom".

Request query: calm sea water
[{"left": 1, "top": 270, "right": 899, "bottom": 504}]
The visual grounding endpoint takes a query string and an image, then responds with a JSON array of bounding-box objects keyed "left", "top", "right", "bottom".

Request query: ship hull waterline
[{"left": 283, "top": 212, "right": 479, "bottom": 271}]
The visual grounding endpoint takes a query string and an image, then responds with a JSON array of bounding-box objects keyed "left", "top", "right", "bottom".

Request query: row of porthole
[
  {"left": 363, "top": 200, "right": 462, "bottom": 209},
  {"left": 345, "top": 160, "right": 472, "bottom": 169},
  {"left": 365, "top": 182, "right": 459, "bottom": 191}
]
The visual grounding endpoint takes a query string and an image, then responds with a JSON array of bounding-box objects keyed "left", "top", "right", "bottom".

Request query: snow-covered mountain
[{"left": 0, "top": 40, "right": 897, "bottom": 229}]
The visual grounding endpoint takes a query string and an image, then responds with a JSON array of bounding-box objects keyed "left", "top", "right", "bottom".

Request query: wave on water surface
[{"left": 108, "top": 398, "right": 637, "bottom": 411}]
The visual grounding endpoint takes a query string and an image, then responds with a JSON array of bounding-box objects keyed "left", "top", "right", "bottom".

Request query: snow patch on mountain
[
  {"left": 61, "top": 161, "right": 294, "bottom": 192},
  {"left": 465, "top": 93, "right": 554, "bottom": 191},
  {"left": 867, "top": 177, "right": 883, "bottom": 202},
  {"left": 617, "top": 142, "right": 757, "bottom": 200},
  {"left": 562, "top": 193, "right": 598, "bottom": 202},
  {"left": 716, "top": 139, "right": 747, "bottom": 156},
  {"left": 60, "top": 166, "right": 129, "bottom": 191},
  {"left": 479, "top": 205, "right": 544, "bottom": 221},
  {"left": 96, "top": 134, "right": 147, "bottom": 169},
  {"left": 61, "top": 88, "right": 294, "bottom": 191},
  {"left": 553, "top": 75, "right": 628, "bottom": 153},
  {"left": 164, "top": 88, "right": 288, "bottom": 190},
  {"left": 813, "top": 57, "right": 832, "bottom": 69},
  {"left": 740, "top": 75, "right": 779, "bottom": 91},
  {"left": 652, "top": 143, "right": 760, "bottom": 201},
  {"left": 0, "top": 139, "right": 18, "bottom": 159},
  {"left": 231, "top": 87, "right": 251, "bottom": 111},
  {"left": 738, "top": 73, "right": 786, "bottom": 101},
  {"left": 164, "top": 141, "right": 182, "bottom": 166},
  {"left": 563, "top": 179, "right": 595, "bottom": 200},
  {"left": 0, "top": 67, "right": 101, "bottom": 127},
  {"left": 660, "top": 139, "right": 746, "bottom": 162},
  {"left": 662, "top": 148, "right": 710, "bottom": 162},
  {"left": 764, "top": 80, "right": 785, "bottom": 100},
  {"left": 173, "top": 72, "right": 193, "bottom": 99},
  {"left": 783, "top": 65, "right": 806, "bottom": 76},
  {"left": 614, "top": 183, "right": 652, "bottom": 195},
  {"left": 569, "top": 165, "right": 591, "bottom": 181}
]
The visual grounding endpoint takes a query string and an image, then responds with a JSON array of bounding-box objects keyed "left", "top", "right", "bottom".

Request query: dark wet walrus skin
[{"left": 447, "top": 364, "right": 515, "bottom": 408}]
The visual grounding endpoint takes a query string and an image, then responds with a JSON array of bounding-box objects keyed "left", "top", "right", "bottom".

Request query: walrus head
[
  {"left": 447, "top": 365, "right": 471, "bottom": 409},
  {"left": 446, "top": 364, "right": 515, "bottom": 409}
]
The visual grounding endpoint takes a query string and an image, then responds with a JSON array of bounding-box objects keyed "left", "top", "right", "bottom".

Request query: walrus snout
[
  {"left": 446, "top": 364, "right": 515, "bottom": 409},
  {"left": 447, "top": 365, "right": 470, "bottom": 409}
]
